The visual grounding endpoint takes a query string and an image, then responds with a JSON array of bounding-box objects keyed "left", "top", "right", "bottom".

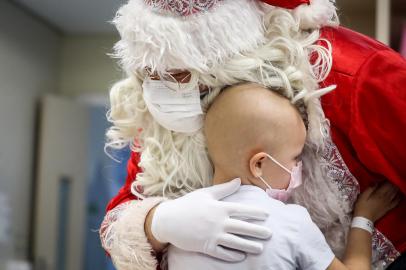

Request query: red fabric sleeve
[
  {"left": 349, "top": 50, "right": 406, "bottom": 195},
  {"left": 320, "top": 27, "right": 406, "bottom": 252},
  {"left": 348, "top": 50, "right": 406, "bottom": 252},
  {"left": 106, "top": 150, "right": 140, "bottom": 212}
]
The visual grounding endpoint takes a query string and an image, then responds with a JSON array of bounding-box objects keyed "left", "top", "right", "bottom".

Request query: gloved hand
[{"left": 151, "top": 179, "right": 272, "bottom": 261}]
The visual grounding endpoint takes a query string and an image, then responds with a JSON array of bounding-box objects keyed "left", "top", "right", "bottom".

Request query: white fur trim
[
  {"left": 113, "top": 0, "right": 266, "bottom": 74},
  {"left": 293, "top": 0, "right": 338, "bottom": 29},
  {"left": 100, "top": 198, "right": 165, "bottom": 270}
]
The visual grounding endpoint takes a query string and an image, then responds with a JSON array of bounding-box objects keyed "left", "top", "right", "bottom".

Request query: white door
[{"left": 33, "top": 95, "right": 89, "bottom": 270}]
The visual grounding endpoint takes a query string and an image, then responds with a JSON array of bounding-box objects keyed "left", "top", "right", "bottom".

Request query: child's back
[{"left": 168, "top": 185, "right": 334, "bottom": 270}]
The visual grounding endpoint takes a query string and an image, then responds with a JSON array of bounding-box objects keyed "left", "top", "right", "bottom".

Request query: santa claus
[{"left": 99, "top": 0, "right": 406, "bottom": 269}]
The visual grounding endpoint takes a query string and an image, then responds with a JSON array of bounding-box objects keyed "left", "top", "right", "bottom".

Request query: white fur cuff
[{"left": 100, "top": 197, "right": 165, "bottom": 270}]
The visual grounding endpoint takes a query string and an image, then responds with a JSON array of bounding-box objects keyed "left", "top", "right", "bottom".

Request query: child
[{"left": 167, "top": 83, "right": 401, "bottom": 270}]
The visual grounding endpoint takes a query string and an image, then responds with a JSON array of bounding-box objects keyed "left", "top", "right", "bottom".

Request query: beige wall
[
  {"left": 59, "top": 35, "right": 124, "bottom": 96},
  {"left": 337, "top": 0, "right": 376, "bottom": 38},
  {"left": 339, "top": 12, "right": 376, "bottom": 38},
  {"left": 0, "top": 1, "right": 61, "bottom": 264}
]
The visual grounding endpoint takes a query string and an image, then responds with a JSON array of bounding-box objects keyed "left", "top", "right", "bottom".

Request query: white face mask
[
  {"left": 258, "top": 153, "right": 303, "bottom": 202},
  {"left": 142, "top": 77, "right": 204, "bottom": 133}
]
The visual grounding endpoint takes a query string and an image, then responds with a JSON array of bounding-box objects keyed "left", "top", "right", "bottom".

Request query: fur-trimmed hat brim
[{"left": 113, "top": 0, "right": 267, "bottom": 74}]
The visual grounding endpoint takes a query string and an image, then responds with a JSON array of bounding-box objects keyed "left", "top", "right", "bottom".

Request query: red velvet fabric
[
  {"left": 320, "top": 27, "right": 406, "bottom": 252},
  {"left": 258, "top": 0, "right": 309, "bottom": 9},
  {"left": 106, "top": 150, "right": 140, "bottom": 211},
  {"left": 106, "top": 26, "right": 406, "bottom": 253}
]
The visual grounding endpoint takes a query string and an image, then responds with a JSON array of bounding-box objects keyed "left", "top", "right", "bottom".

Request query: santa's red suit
[
  {"left": 321, "top": 27, "right": 406, "bottom": 252},
  {"left": 106, "top": 26, "right": 406, "bottom": 256}
]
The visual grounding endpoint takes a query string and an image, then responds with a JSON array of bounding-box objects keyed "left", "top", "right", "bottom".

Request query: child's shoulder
[
  {"left": 227, "top": 186, "right": 315, "bottom": 230},
  {"left": 283, "top": 203, "right": 312, "bottom": 220},
  {"left": 268, "top": 203, "right": 313, "bottom": 230}
]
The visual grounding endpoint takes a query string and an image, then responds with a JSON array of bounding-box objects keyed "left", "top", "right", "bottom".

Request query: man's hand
[{"left": 149, "top": 179, "right": 272, "bottom": 261}]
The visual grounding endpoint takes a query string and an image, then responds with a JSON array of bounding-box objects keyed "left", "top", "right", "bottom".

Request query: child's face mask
[{"left": 258, "top": 153, "right": 303, "bottom": 202}]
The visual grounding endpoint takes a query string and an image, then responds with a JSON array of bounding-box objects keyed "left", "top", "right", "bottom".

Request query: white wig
[{"left": 107, "top": 0, "right": 352, "bottom": 257}]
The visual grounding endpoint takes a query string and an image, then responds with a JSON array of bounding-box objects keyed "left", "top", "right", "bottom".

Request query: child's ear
[{"left": 249, "top": 152, "right": 267, "bottom": 178}]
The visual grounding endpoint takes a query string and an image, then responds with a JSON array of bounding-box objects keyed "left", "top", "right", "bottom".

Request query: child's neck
[
  {"left": 212, "top": 169, "right": 231, "bottom": 185},
  {"left": 212, "top": 166, "right": 252, "bottom": 186}
]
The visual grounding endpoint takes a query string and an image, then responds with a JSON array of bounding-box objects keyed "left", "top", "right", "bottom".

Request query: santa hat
[
  {"left": 261, "top": 0, "right": 337, "bottom": 29},
  {"left": 261, "top": 0, "right": 310, "bottom": 9},
  {"left": 113, "top": 0, "right": 266, "bottom": 74},
  {"left": 113, "top": 0, "right": 336, "bottom": 74}
]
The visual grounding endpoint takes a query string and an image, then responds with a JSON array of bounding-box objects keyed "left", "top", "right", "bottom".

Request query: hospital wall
[
  {"left": 58, "top": 35, "right": 123, "bottom": 96},
  {"left": 338, "top": 0, "right": 376, "bottom": 38},
  {"left": 0, "top": 1, "right": 61, "bottom": 263}
]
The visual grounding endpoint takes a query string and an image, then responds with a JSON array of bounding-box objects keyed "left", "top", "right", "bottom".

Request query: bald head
[{"left": 205, "top": 83, "right": 306, "bottom": 180}]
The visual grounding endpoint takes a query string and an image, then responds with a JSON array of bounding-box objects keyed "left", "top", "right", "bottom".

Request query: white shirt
[{"left": 168, "top": 185, "right": 335, "bottom": 270}]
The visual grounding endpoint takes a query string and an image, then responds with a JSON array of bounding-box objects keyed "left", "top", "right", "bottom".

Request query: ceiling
[{"left": 12, "top": 0, "right": 127, "bottom": 34}]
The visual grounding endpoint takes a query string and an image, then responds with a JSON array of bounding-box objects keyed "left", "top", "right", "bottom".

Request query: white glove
[{"left": 151, "top": 179, "right": 272, "bottom": 262}]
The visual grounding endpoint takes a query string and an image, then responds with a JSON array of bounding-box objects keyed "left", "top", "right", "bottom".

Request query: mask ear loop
[
  {"left": 265, "top": 154, "right": 292, "bottom": 174},
  {"left": 258, "top": 175, "right": 273, "bottom": 190},
  {"left": 257, "top": 154, "right": 289, "bottom": 190}
]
